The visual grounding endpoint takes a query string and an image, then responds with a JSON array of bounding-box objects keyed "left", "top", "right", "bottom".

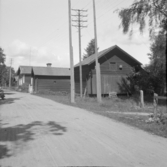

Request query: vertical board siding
[
  {"left": 33, "top": 76, "right": 70, "bottom": 93},
  {"left": 75, "top": 47, "right": 141, "bottom": 95},
  {"left": 37, "top": 79, "right": 70, "bottom": 92},
  {"left": 100, "top": 55, "right": 132, "bottom": 74},
  {"left": 89, "top": 73, "right": 127, "bottom": 94},
  {"left": 75, "top": 82, "right": 86, "bottom": 94},
  {"left": 25, "top": 75, "right": 31, "bottom": 84}
]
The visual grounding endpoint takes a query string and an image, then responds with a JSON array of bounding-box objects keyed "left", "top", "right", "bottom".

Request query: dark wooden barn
[
  {"left": 31, "top": 65, "right": 71, "bottom": 93},
  {"left": 16, "top": 66, "right": 32, "bottom": 87},
  {"left": 74, "top": 45, "right": 142, "bottom": 95}
]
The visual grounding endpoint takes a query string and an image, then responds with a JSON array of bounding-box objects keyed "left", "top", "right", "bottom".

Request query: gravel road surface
[{"left": 0, "top": 91, "right": 167, "bottom": 167}]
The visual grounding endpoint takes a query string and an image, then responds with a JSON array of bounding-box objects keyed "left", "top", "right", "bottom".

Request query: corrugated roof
[
  {"left": 75, "top": 45, "right": 142, "bottom": 67},
  {"left": 32, "top": 67, "right": 70, "bottom": 76}
]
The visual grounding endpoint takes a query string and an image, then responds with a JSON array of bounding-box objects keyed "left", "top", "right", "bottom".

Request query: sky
[{"left": 0, "top": 0, "right": 151, "bottom": 71}]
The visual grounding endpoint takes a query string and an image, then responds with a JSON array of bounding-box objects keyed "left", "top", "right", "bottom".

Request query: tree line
[{"left": 0, "top": 48, "right": 15, "bottom": 87}]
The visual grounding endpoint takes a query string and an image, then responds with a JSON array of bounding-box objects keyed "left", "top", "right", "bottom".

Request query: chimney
[{"left": 47, "top": 63, "right": 52, "bottom": 67}]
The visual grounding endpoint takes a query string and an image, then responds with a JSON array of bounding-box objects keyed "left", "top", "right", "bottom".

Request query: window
[
  {"left": 110, "top": 62, "right": 117, "bottom": 71},
  {"left": 119, "top": 65, "right": 123, "bottom": 70}
]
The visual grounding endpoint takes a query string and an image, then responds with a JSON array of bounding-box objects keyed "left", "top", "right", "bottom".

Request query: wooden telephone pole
[
  {"left": 93, "top": 0, "right": 102, "bottom": 103},
  {"left": 72, "top": 9, "right": 87, "bottom": 97},
  {"left": 68, "top": 0, "right": 75, "bottom": 103}
]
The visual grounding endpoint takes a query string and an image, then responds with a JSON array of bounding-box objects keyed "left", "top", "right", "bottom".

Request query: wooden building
[
  {"left": 74, "top": 45, "right": 142, "bottom": 95},
  {"left": 31, "top": 64, "right": 71, "bottom": 93},
  {"left": 16, "top": 66, "right": 32, "bottom": 86}
]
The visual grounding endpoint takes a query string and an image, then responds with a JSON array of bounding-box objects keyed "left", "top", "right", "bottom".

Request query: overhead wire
[{"left": 39, "top": 0, "right": 126, "bottom": 54}]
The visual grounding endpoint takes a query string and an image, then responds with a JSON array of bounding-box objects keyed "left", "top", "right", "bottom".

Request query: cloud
[
  {"left": 5, "top": 39, "right": 70, "bottom": 71},
  {"left": 113, "top": 27, "right": 150, "bottom": 46},
  {"left": 7, "top": 39, "right": 30, "bottom": 57}
]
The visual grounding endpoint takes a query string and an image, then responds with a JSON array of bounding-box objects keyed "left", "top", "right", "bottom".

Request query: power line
[
  {"left": 72, "top": 9, "right": 88, "bottom": 97},
  {"left": 96, "top": 0, "right": 125, "bottom": 19}
]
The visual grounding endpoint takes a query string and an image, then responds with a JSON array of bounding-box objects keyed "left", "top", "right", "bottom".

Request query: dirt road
[{"left": 0, "top": 91, "right": 167, "bottom": 167}]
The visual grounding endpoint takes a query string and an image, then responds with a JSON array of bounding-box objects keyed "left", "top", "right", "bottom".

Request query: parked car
[{"left": 0, "top": 88, "right": 5, "bottom": 100}]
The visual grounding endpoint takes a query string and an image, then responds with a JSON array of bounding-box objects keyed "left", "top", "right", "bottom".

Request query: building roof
[
  {"left": 75, "top": 45, "right": 142, "bottom": 67},
  {"left": 32, "top": 67, "right": 70, "bottom": 76},
  {"left": 16, "top": 66, "right": 32, "bottom": 75}
]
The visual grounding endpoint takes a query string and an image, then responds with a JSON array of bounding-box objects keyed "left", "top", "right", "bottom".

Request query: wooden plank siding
[
  {"left": 18, "top": 74, "right": 31, "bottom": 86},
  {"left": 88, "top": 55, "right": 132, "bottom": 94},
  {"left": 74, "top": 65, "right": 89, "bottom": 94},
  {"left": 25, "top": 75, "right": 31, "bottom": 84},
  {"left": 74, "top": 46, "right": 141, "bottom": 95},
  {"left": 100, "top": 55, "right": 132, "bottom": 75},
  {"left": 34, "top": 76, "right": 70, "bottom": 93},
  {"left": 75, "top": 82, "right": 87, "bottom": 94},
  {"left": 74, "top": 65, "right": 89, "bottom": 82},
  {"left": 87, "top": 72, "right": 127, "bottom": 94}
]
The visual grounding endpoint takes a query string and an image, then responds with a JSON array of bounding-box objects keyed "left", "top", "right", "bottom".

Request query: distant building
[
  {"left": 16, "top": 64, "right": 70, "bottom": 93},
  {"left": 16, "top": 66, "right": 32, "bottom": 86},
  {"left": 31, "top": 64, "right": 70, "bottom": 93}
]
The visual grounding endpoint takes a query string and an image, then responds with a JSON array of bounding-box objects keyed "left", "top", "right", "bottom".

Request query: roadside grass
[{"left": 36, "top": 92, "right": 167, "bottom": 138}]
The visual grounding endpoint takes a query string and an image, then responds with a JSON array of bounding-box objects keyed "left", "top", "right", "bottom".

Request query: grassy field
[{"left": 36, "top": 91, "right": 167, "bottom": 138}]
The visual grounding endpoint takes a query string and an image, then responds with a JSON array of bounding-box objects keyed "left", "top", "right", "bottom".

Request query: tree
[
  {"left": 118, "top": 0, "right": 167, "bottom": 53},
  {"left": 117, "top": 0, "right": 167, "bottom": 95},
  {"left": 3, "top": 67, "right": 16, "bottom": 87},
  {"left": 0, "top": 48, "right": 6, "bottom": 86},
  {"left": 83, "top": 39, "right": 98, "bottom": 59},
  {"left": 147, "top": 31, "right": 166, "bottom": 94},
  {"left": 0, "top": 48, "right": 5, "bottom": 65},
  {"left": 149, "top": 31, "right": 166, "bottom": 70},
  {"left": 118, "top": 0, "right": 167, "bottom": 34}
]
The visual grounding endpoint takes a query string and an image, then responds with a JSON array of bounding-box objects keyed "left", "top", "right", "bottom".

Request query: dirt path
[{"left": 0, "top": 91, "right": 167, "bottom": 167}]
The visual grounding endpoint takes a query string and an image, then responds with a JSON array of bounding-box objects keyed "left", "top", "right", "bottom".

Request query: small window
[
  {"left": 110, "top": 62, "right": 117, "bottom": 71},
  {"left": 119, "top": 65, "right": 123, "bottom": 70}
]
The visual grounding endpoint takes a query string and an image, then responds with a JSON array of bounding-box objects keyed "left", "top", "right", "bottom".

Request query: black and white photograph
[{"left": 0, "top": 0, "right": 167, "bottom": 166}]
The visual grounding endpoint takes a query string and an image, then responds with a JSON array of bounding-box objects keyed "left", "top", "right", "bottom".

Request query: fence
[{"left": 153, "top": 93, "right": 167, "bottom": 117}]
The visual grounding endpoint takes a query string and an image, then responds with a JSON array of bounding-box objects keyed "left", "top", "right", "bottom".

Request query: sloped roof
[
  {"left": 16, "top": 66, "right": 32, "bottom": 75},
  {"left": 32, "top": 67, "right": 70, "bottom": 76},
  {"left": 75, "top": 45, "right": 142, "bottom": 67}
]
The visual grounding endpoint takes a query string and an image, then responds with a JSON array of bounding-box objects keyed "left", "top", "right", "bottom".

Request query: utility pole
[
  {"left": 93, "top": 0, "right": 102, "bottom": 103},
  {"left": 9, "top": 58, "right": 12, "bottom": 89},
  {"left": 68, "top": 0, "right": 75, "bottom": 103},
  {"left": 72, "top": 9, "right": 87, "bottom": 97}
]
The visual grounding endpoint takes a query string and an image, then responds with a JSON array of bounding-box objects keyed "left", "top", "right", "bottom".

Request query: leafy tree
[
  {"left": 117, "top": 0, "right": 167, "bottom": 95},
  {"left": 118, "top": 0, "right": 167, "bottom": 54},
  {"left": 3, "top": 67, "right": 16, "bottom": 86},
  {"left": 0, "top": 48, "right": 6, "bottom": 86},
  {"left": 119, "top": 31, "right": 166, "bottom": 96},
  {"left": 147, "top": 31, "right": 166, "bottom": 94},
  {"left": 0, "top": 48, "right": 15, "bottom": 87},
  {"left": 0, "top": 48, "right": 5, "bottom": 65},
  {"left": 118, "top": 0, "right": 167, "bottom": 35},
  {"left": 149, "top": 31, "right": 166, "bottom": 71},
  {"left": 83, "top": 39, "right": 99, "bottom": 60}
]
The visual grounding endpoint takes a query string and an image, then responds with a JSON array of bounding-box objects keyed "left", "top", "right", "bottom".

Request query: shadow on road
[
  {"left": 0, "top": 144, "right": 10, "bottom": 159},
  {"left": 0, "top": 121, "right": 67, "bottom": 159},
  {"left": 4, "top": 92, "right": 15, "bottom": 95},
  {"left": 0, "top": 97, "right": 21, "bottom": 105}
]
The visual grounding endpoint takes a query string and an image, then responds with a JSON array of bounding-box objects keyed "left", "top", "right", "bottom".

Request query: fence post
[
  {"left": 153, "top": 93, "right": 158, "bottom": 118},
  {"left": 140, "top": 90, "right": 144, "bottom": 108}
]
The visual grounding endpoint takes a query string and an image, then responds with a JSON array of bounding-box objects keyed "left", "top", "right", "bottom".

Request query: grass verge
[{"left": 35, "top": 92, "right": 167, "bottom": 138}]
